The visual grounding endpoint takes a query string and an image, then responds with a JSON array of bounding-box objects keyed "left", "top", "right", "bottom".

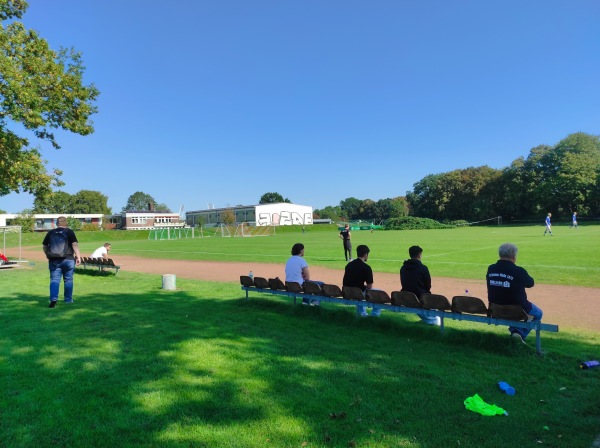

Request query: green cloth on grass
[{"left": 464, "top": 394, "right": 507, "bottom": 416}]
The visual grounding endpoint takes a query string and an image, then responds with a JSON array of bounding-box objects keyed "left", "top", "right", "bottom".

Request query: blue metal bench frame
[{"left": 241, "top": 285, "right": 559, "bottom": 355}]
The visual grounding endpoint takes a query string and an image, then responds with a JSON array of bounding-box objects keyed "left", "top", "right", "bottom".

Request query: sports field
[
  {"left": 2, "top": 224, "right": 599, "bottom": 447},
  {"left": 74, "top": 223, "right": 600, "bottom": 288}
]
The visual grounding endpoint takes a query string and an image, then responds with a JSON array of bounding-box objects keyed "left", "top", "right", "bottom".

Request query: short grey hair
[{"left": 498, "top": 243, "right": 518, "bottom": 259}]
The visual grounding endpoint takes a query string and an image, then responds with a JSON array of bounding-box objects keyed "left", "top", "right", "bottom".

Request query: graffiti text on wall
[{"left": 257, "top": 212, "right": 313, "bottom": 226}]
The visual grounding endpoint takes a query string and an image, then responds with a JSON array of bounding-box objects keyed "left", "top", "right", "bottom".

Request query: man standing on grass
[
  {"left": 42, "top": 216, "right": 82, "bottom": 308},
  {"left": 544, "top": 213, "right": 553, "bottom": 236},
  {"left": 570, "top": 212, "right": 578, "bottom": 229},
  {"left": 486, "top": 243, "right": 543, "bottom": 343},
  {"left": 343, "top": 245, "right": 381, "bottom": 317},
  {"left": 339, "top": 223, "right": 352, "bottom": 261}
]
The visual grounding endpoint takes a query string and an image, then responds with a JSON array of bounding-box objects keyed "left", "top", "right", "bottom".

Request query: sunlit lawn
[
  {"left": 61, "top": 223, "right": 600, "bottom": 288},
  {"left": 1, "top": 266, "right": 599, "bottom": 448}
]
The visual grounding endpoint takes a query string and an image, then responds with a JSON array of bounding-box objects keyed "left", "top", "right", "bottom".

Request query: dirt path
[{"left": 21, "top": 249, "right": 600, "bottom": 332}]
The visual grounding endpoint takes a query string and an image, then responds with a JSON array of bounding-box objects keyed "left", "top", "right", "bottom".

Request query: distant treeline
[{"left": 315, "top": 132, "right": 600, "bottom": 222}]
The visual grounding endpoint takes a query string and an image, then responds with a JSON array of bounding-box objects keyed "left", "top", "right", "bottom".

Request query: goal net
[
  {"left": 0, "top": 226, "right": 22, "bottom": 268},
  {"left": 148, "top": 227, "right": 197, "bottom": 240},
  {"left": 234, "top": 223, "right": 276, "bottom": 237}
]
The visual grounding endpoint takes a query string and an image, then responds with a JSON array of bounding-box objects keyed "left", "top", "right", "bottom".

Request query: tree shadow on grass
[{"left": 2, "top": 285, "right": 599, "bottom": 448}]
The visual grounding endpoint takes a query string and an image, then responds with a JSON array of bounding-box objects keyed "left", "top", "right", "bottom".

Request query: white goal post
[
  {"left": 0, "top": 225, "right": 22, "bottom": 267},
  {"left": 234, "top": 223, "right": 276, "bottom": 237}
]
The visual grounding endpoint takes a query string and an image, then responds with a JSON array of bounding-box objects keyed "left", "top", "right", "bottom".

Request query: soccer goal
[
  {"left": 212, "top": 224, "right": 232, "bottom": 237},
  {"left": 467, "top": 216, "right": 502, "bottom": 226},
  {"left": 234, "top": 223, "right": 276, "bottom": 237},
  {"left": 0, "top": 225, "right": 22, "bottom": 268},
  {"left": 148, "top": 227, "right": 197, "bottom": 240}
]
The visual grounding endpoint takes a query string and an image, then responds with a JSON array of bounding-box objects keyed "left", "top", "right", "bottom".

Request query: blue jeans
[
  {"left": 302, "top": 281, "right": 324, "bottom": 305},
  {"left": 49, "top": 258, "right": 75, "bottom": 303},
  {"left": 418, "top": 313, "right": 438, "bottom": 325},
  {"left": 358, "top": 289, "right": 381, "bottom": 317},
  {"left": 510, "top": 302, "right": 543, "bottom": 340}
]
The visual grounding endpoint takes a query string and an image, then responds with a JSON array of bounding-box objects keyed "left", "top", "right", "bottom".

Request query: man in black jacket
[
  {"left": 487, "top": 243, "right": 543, "bottom": 342},
  {"left": 400, "top": 246, "right": 440, "bottom": 325}
]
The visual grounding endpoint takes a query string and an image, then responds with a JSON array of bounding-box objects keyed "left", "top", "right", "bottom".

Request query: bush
[
  {"left": 444, "top": 219, "right": 470, "bottom": 227},
  {"left": 384, "top": 216, "right": 455, "bottom": 230},
  {"left": 81, "top": 223, "right": 101, "bottom": 231},
  {"left": 10, "top": 213, "right": 35, "bottom": 232},
  {"left": 67, "top": 217, "right": 82, "bottom": 231}
]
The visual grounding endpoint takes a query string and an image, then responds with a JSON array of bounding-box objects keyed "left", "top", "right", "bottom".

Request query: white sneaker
[
  {"left": 511, "top": 332, "right": 526, "bottom": 344},
  {"left": 434, "top": 316, "right": 441, "bottom": 326}
]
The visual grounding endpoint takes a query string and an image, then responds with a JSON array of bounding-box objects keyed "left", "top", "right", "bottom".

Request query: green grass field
[
  {"left": 53, "top": 223, "right": 600, "bottom": 288},
  {"left": 1, "top": 267, "right": 599, "bottom": 448}
]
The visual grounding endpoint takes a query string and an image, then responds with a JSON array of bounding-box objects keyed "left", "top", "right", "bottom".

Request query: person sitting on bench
[
  {"left": 343, "top": 244, "right": 381, "bottom": 317},
  {"left": 285, "top": 243, "right": 321, "bottom": 306},
  {"left": 486, "top": 243, "right": 543, "bottom": 343},
  {"left": 400, "top": 245, "right": 441, "bottom": 326},
  {"left": 91, "top": 243, "right": 111, "bottom": 260}
]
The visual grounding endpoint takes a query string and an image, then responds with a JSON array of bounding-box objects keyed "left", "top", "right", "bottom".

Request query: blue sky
[{"left": 1, "top": 0, "right": 599, "bottom": 214}]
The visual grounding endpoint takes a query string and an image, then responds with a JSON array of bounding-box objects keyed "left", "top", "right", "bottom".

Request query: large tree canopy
[
  {"left": 0, "top": 0, "right": 99, "bottom": 200},
  {"left": 404, "top": 132, "right": 600, "bottom": 221},
  {"left": 123, "top": 191, "right": 170, "bottom": 212},
  {"left": 34, "top": 189, "right": 111, "bottom": 215},
  {"left": 259, "top": 192, "right": 290, "bottom": 204},
  {"left": 406, "top": 166, "right": 502, "bottom": 221}
]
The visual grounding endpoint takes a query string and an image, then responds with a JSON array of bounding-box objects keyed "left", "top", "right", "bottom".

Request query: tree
[
  {"left": 259, "top": 192, "right": 290, "bottom": 204},
  {"left": 10, "top": 209, "right": 34, "bottom": 232},
  {"left": 33, "top": 190, "right": 73, "bottom": 213},
  {"left": 372, "top": 197, "right": 409, "bottom": 221},
  {"left": 0, "top": 1, "right": 99, "bottom": 201},
  {"left": 155, "top": 203, "right": 172, "bottom": 213},
  {"left": 65, "top": 216, "right": 81, "bottom": 231},
  {"left": 70, "top": 190, "right": 111, "bottom": 215},
  {"left": 222, "top": 209, "right": 235, "bottom": 225},
  {"left": 33, "top": 189, "right": 111, "bottom": 214},
  {"left": 122, "top": 192, "right": 171, "bottom": 212},
  {"left": 339, "top": 197, "right": 361, "bottom": 220},
  {"left": 542, "top": 133, "right": 600, "bottom": 215},
  {"left": 407, "top": 167, "right": 501, "bottom": 221},
  {"left": 313, "top": 205, "right": 343, "bottom": 221},
  {"left": 494, "top": 134, "right": 600, "bottom": 219},
  {"left": 388, "top": 196, "right": 410, "bottom": 218}
]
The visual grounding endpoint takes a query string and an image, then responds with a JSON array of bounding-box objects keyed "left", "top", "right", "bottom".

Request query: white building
[
  {"left": 0, "top": 213, "right": 104, "bottom": 230},
  {"left": 186, "top": 203, "right": 313, "bottom": 227}
]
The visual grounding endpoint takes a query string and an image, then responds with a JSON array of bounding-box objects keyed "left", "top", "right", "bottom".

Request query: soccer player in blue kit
[{"left": 543, "top": 213, "right": 552, "bottom": 236}]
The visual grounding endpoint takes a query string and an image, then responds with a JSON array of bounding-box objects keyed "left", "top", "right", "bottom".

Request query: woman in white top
[{"left": 285, "top": 243, "right": 320, "bottom": 306}]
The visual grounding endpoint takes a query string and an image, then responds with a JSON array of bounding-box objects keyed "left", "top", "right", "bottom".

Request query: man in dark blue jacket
[{"left": 487, "top": 243, "right": 543, "bottom": 342}]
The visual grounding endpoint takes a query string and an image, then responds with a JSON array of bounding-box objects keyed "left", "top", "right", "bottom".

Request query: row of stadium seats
[
  {"left": 240, "top": 275, "right": 528, "bottom": 320},
  {"left": 239, "top": 275, "right": 559, "bottom": 354}
]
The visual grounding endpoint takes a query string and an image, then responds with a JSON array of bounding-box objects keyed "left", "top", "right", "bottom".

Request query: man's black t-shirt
[
  {"left": 343, "top": 258, "right": 373, "bottom": 292},
  {"left": 340, "top": 228, "right": 350, "bottom": 241}
]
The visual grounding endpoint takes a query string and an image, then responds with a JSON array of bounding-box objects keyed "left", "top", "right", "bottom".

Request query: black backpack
[{"left": 47, "top": 228, "right": 69, "bottom": 258}]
